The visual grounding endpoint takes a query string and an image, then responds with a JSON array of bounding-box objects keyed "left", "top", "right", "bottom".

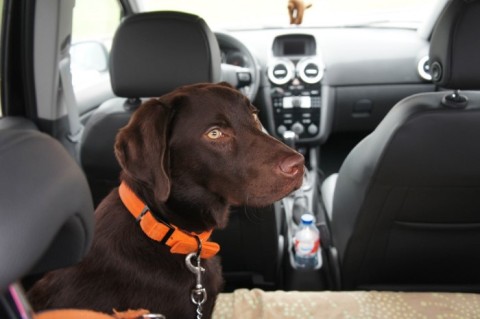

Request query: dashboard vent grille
[
  {"left": 297, "top": 57, "right": 324, "bottom": 84},
  {"left": 418, "top": 56, "right": 432, "bottom": 81},
  {"left": 267, "top": 59, "right": 295, "bottom": 85}
]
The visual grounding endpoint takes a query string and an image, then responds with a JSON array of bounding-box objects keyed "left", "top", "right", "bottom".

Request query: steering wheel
[{"left": 215, "top": 32, "right": 260, "bottom": 102}]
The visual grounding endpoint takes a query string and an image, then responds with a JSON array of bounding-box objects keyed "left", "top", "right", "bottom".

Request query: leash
[
  {"left": 185, "top": 253, "right": 207, "bottom": 319},
  {"left": 185, "top": 237, "right": 207, "bottom": 319}
]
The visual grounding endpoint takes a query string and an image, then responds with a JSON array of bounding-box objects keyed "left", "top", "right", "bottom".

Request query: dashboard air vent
[
  {"left": 267, "top": 59, "right": 295, "bottom": 85},
  {"left": 417, "top": 56, "right": 432, "bottom": 81},
  {"left": 297, "top": 57, "right": 324, "bottom": 84}
]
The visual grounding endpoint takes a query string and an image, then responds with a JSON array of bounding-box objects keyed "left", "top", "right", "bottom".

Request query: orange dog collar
[{"left": 119, "top": 182, "right": 220, "bottom": 259}]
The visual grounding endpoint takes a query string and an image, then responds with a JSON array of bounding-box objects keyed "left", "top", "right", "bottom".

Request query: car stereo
[{"left": 267, "top": 56, "right": 324, "bottom": 140}]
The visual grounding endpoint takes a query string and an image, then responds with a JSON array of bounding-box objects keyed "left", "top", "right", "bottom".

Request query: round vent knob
[
  {"left": 297, "top": 57, "right": 325, "bottom": 84},
  {"left": 267, "top": 59, "right": 295, "bottom": 85}
]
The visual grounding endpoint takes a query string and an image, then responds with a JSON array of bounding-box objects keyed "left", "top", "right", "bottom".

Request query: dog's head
[{"left": 115, "top": 82, "right": 304, "bottom": 229}]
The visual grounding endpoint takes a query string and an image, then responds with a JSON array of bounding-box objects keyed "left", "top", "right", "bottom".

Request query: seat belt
[{"left": 59, "top": 57, "right": 83, "bottom": 144}]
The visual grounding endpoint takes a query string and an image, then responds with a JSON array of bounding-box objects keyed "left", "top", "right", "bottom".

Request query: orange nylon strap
[{"left": 119, "top": 182, "right": 220, "bottom": 259}]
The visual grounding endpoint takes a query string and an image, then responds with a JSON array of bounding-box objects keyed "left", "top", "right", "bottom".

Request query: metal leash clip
[{"left": 185, "top": 252, "right": 207, "bottom": 319}]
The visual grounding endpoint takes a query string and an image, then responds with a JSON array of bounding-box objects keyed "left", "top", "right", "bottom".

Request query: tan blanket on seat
[{"left": 213, "top": 289, "right": 480, "bottom": 319}]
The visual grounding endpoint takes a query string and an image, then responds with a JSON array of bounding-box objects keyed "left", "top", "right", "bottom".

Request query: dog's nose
[{"left": 279, "top": 154, "right": 304, "bottom": 176}]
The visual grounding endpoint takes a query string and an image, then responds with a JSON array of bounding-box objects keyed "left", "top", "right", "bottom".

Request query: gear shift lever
[{"left": 283, "top": 130, "right": 298, "bottom": 149}]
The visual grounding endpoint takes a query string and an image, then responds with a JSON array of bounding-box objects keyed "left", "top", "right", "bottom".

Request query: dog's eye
[{"left": 207, "top": 129, "right": 223, "bottom": 139}]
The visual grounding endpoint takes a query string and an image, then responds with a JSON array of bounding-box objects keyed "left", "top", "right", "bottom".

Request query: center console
[
  {"left": 267, "top": 34, "right": 325, "bottom": 144},
  {"left": 266, "top": 34, "right": 334, "bottom": 290},
  {"left": 281, "top": 147, "right": 333, "bottom": 290}
]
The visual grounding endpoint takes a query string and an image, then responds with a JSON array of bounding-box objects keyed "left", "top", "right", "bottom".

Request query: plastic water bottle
[{"left": 294, "top": 214, "right": 322, "bottom": 269}]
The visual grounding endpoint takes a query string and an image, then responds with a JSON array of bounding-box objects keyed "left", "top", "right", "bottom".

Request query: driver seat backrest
[
  {"left": 323, "top": 0, "right": 480, "bottom": 292},
  {"left": 80, "top": 11, "right": 286, "bottom": 291}
]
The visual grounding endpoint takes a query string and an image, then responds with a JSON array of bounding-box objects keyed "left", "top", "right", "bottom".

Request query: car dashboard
[{"left": 218, "top": 26, "right": 435, "bottom": 147}]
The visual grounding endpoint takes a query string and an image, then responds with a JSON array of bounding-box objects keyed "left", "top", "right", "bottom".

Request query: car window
[{"left": 70, "top": 0, "right": 120, "bottom": 95}]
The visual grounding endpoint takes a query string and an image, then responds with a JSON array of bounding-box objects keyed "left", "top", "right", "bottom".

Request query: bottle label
[{"left": 294, "top": 239, "right": 319, "bottom": 257}]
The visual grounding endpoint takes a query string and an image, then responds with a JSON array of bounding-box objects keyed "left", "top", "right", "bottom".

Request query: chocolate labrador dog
[{"left": 28, "top": 82, "right": 304, "bottom": 318}]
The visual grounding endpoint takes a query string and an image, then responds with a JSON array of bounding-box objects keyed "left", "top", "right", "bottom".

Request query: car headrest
[
  {"left": 0, "top": 129, "right": 94, "bottom": 292},
  {"left": 429, "top": 0, "right": 480, "bottom": 90},
  {"left": 109, "top": 11, "right": 222, "bottom": 98}
]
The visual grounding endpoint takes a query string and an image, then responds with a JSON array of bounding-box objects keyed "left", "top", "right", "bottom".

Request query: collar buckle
[
  {"left": 135, "top": 205, "right": 150, "bottom": 222},
  {"left": 158, "top": 221, "right": 175, "bottom": 245},
  {"left": 135, "top": 204, "right": 175, "bottom": 245}
]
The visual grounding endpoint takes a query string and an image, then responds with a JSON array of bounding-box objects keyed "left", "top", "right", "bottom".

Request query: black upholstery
[
  {"left": 80, "top": 99, "right": 132, "bottom": 205},
  {"left": 323, "top": 0, "right": 480, "bottom": 291},
  {"left": 429, "top": 0, "right": 480, "bottom": 90},
  {"left": 81, "top": 11, "right": 221, "bottom": 205},
  {"left": 211, "top": 205, "right": 284, "bottom": 291},
  {"left": 80, "top": 11, "right": 285, "bottom": 291},
  {"left": 0, "top": 129, "right": 94, "bottom": 292},
  {"left": 109, "top": 11, "right": 221, "bottom": 97}
]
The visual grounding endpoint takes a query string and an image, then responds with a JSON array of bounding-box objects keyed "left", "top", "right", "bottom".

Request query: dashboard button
[
  {"left": 292, "top": 98, "right": 301, "bottom": 107},
  {"left": 308, "top": 124, "right": 318, "bottom": 135},
  {"left": 291, "top": 122, "right": 304, "bottom": 135}
]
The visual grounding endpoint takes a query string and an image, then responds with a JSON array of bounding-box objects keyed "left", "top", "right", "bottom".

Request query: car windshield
[{"left": 137, "top": 0, "right": 440, "bottom": 30}]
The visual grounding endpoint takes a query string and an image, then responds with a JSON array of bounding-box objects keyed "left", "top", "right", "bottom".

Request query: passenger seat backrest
[
  {"left": 81, "top": 11, "right": 221, "bottom": 205},
  {"left": 326, "top": 0, "right": 480, "bottom": 292}
]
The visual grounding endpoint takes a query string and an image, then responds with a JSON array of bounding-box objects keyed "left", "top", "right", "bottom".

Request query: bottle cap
[{"left": 300, "top": 214, "right": 315, "bottom": 225}]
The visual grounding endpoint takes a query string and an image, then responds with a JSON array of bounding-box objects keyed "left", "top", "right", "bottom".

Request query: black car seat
[
  {"left": 321, "top": 0, "right": 480, "bottom": 292},
  {"left": 0, "top": 126, "right": 94, "bottom": 317},
  {"left": 80, "top": 11, "right": 286, "bottom": 291},
  {"left": 80, "top": 11, "right": 221, "bottom": 206}
]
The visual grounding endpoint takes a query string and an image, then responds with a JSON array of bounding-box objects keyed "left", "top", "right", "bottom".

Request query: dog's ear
[{"left": 115, "top": 99, "right": 173, "bottom": 202}]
